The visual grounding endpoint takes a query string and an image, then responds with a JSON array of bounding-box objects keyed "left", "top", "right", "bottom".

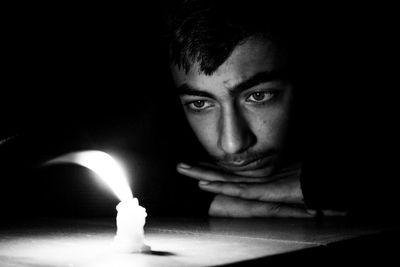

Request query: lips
[{"left": 217, "top": 154, "right": 274, "bottom": 173}]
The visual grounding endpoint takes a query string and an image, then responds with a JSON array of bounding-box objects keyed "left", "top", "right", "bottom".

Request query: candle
[
  {"left": 112, "top": 197, "right": 150, "bottom": 253},
  {"left": 46, "top": 150, "right": 151, "bottom": 253}
]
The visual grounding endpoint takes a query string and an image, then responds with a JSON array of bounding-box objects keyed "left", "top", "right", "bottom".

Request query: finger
[
  {"left": 199, "top": 179, "right": 303, "bottom": 204},
  {"left": 177, "top": 163, "right": 266, "bottom": 183},
  {"left": 209, "top": 195, "right": 314, "bottom": 218},
  {"left": 267, "top": 163, "right": 302, "bottom": 181},
  {"left": 199, "top": 181, "right": 246, "bottom": 196},
  {"left": 198, "top": 161, "right": 302, "bottom": 180}
]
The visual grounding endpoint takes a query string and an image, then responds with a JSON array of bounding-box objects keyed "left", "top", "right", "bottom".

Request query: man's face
[{"left": 171, "top": 37, "right": 293, "bottom": 178}]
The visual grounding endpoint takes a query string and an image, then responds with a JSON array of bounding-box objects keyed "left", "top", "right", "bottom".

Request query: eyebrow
[
  {"left": 177, "top": 69, "right": 288, "bottom": 98},
  {"left": 177, "top": 84, "right": 215, "bottom": 98}
]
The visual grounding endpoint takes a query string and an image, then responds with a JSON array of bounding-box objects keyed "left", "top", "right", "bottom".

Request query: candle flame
[{"left": 46, "top": 150, "right": 133, "bottom": 201}]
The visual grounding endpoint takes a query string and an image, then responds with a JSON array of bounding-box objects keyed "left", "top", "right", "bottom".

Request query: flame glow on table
[
  {"left": 0, "top": 218, "right": 318, "bottom": 267},
  {"left": 47, "top": 150, "right": 150, "bottom": 252},
  {"left": 1, "top": 217, "right": 392, "bottom": 267}
]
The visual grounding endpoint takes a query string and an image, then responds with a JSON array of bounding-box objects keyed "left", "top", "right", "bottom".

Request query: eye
[
  {"left": 192, "top": 100, "right": 206, "bottom": 108},
  {"left": 246, "top": 91, "right": 275, "bottom": 103},
  {"left": 185, "top": 100, "right": 213, "bottom": 111}
]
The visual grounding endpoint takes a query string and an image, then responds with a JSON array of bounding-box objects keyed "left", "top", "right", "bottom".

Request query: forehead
[{"left": 171, "top": 37, "right": 287, "bottom": 90}]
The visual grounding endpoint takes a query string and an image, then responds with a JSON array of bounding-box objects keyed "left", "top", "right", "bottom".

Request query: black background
[{"left": 1, "top": 2, "right": 398, "bottom": 219}]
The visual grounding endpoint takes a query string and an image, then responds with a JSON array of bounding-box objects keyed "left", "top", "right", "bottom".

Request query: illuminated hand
[{"left": 177, "top": 163, "right": 346, "bottom": 218}]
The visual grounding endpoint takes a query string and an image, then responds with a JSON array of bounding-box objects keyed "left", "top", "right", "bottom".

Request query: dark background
[
  {"left": 1, "top": 2, "right": 212, "bottom": 218},
  {"left": 1, "top": 3, "right": 398, "bottom": 219}
]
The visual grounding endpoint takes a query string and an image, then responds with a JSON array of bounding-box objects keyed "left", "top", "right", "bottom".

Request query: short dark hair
[{"left": 164, "top": 0, "right": 293, "bottom": 75}]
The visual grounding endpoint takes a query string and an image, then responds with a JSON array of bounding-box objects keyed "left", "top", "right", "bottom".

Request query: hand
[{"left": 177, "top": 162, "right": 346, "bottom": 218}]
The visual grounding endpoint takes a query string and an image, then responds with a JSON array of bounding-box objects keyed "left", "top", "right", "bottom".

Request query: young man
[
  {"left": 162, "top": 0, "right": 340, "bottom": 218},
  {"left": 163, "top": 0, "right": 398, "bottom": 220}
]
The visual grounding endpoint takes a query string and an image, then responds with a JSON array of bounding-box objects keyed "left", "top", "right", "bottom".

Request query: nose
[{"left": 218, "top": 106, "right": 255, "bottom": 154}]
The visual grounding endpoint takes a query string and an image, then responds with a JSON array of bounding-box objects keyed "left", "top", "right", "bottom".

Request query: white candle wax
[{"left": 112, "top": 197, "right": 150, "bottom": 253}]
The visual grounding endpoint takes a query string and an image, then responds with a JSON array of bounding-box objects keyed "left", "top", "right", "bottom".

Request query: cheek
[
  {"left": 251, "top": 108, "right": 290, "bottom": 146},
  {"left": 186, "top": 114, "right": 219, "bottom": 152},
  {"left": 254, "top": 90, "right": 293, "bottom": 144}
]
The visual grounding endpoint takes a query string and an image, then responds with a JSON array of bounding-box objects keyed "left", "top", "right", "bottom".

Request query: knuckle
[
  {"left": 266, "top": 203, "right": 282, "bottom": 216},
  {"left": 238, "top": 184, "right": 253, "bottom": 199},
  {"left": 208, "top": 196, "right": 224, "bottom": 216}
]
